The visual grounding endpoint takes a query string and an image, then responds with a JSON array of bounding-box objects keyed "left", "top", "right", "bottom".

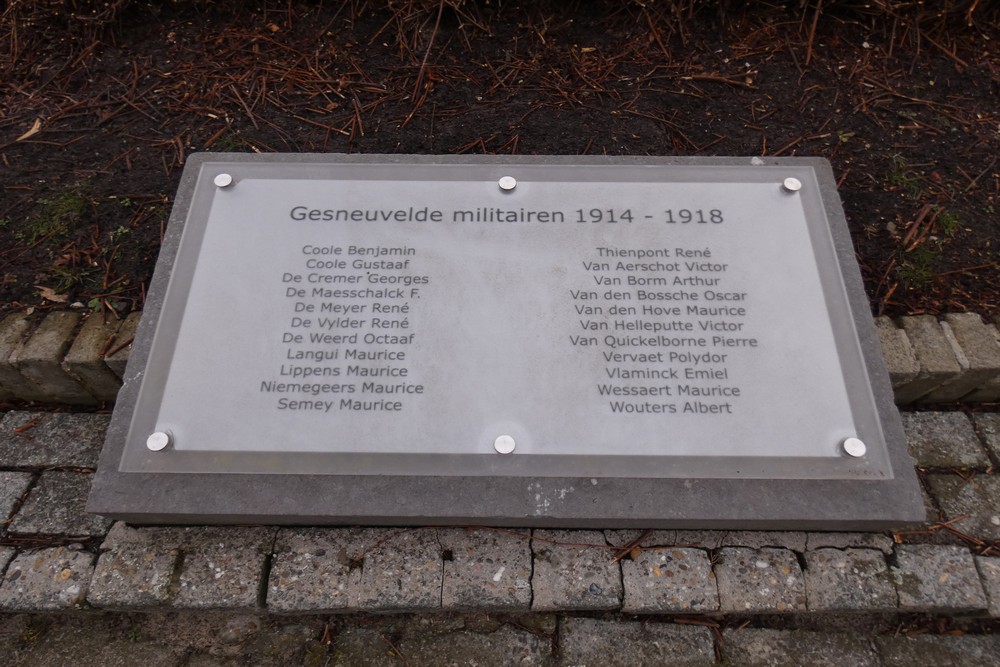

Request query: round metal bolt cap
[
  {"left": 214, "top": 173, "right": 234, "bottom": 188},
  {"left": 842, "top": 437, "right": 866, "bottom": 458},
  {"left": 498, "top": 176, "right": 517, "bottom": 192},
  {"left": 494, "top": 435, "right": 516, "bottom": 454},
  {"left": 147, "top": 431, "right": 172, "bottom": 451},
  {"left": 782, "top": 177, "right": 802, "bottom": 193}
]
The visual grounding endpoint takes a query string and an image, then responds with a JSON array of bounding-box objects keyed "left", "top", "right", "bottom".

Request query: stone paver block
[
  {"left": 896, "top": 315, "right": 962, "bottom": 402},
  {"left": 105, "top": 311, "right": 142, "bottom": 379},
  {"left": 0, "top": 547, "right": 94, "bottom": 610},
  {"left": 558, "top": 617, "right": 715, "bottom": 667},
  {"left": 622, "top": 547, "right": 718, "bottom": 613},
  {"left": 875, "top": 316, "right": 920, "bottom": 392},
  {"left": 87, "top": 522, "right": 182, "bottom": 609},
  {"left": 0, "top": 312, "right": 45, "bottom": 401},
  {"left": 356, "top": 528, "right": 443, "bottom": 611},
  {"left": 0, "top": 411, "right": 109, "bottom": 468},
  {"left": 715, "top": 547, "right": 807, "bottom": 613},
  {"left": 9, "top": 311, "right": 94, "bottom": 404},
  {"left": 876, "top": 634, "right": 1000, "bottom": 666},
  {"left": 531, "top": 529, "right": 622, "bottom": 611},
  {"left": 173, "top": 527, "right": 275, "bottom": 610},
  {"left": 333, "top": 620, "right": 554, "bottom": 667},
  {"left": 440, "top": 527, "right": 532, "bottom": 611},
  {"left": 722, "top": 628, "right": 880, "bottom": 667},
  {"left": 267, "top": 527, "right": 364, "bottom": 613},
  {"left": 62, "top": 312, "right": 125, "bottom": 402},
  {"left": 804, "top": 548, "right": 897, "bottom": 611},
  {"left": 892, "top": 544, "right": 987, "bottom": 612},
  {"left": 974, "top": 413, "right": 1000, "bottom": 461},
  {"left": 928, "top": 474, "right": 1000, "bottom": 541},
  {"left": 8, "top": 471, "right": 112, "bottom": 536},
  {"left": 975, "top": 555, "right": 1000, "bottom": 618},
  {"left": 942, "top": 314, "right": 1000, "bottom": 399},
  {"left": 0, "top": 471, "right": 32, "bottom": 522},
  {"left": 900, "top": 411, "right": 988, "bottom": 468},
  {"left": 805, "top": 532, "right": 894, "bottom": 553}
]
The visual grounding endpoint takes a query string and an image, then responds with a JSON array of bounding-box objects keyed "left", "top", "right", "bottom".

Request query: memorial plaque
[{"left": 87, "top": 155, "right": 925, "bottom": 528}]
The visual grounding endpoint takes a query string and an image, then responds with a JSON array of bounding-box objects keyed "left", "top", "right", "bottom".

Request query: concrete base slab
[{"left": 88, "top": 155, "right": 925, "bottom": 530}]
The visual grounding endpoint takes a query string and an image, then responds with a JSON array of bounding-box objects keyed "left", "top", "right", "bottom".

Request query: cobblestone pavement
[
  {"left": 0, "top": 408, "right": 999, "bottom": 664},
  {"left": 1, "top": 309, "right": 1000, "bottom": 663}
]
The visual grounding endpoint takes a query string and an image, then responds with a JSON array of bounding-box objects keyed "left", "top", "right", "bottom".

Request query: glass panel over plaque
[{"left": 123, "top": 162, "right": 890, "bottom": 480}]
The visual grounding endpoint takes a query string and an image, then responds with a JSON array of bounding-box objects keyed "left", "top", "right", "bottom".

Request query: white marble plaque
[{"left": 119, "top": 158, "right": 890, "bottom": 480}]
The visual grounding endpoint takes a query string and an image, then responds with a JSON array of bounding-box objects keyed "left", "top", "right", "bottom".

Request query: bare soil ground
[{"left": 1, "top": 1, "right": 998, "bottom": 319}]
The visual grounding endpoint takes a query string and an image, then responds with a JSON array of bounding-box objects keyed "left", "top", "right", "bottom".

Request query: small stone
[
  {"left": 0, "top": 547, "right": 95, "bottom": 611},
  {"left": 900, "top": 412, "right": 988, "bottom": 468},
  {"left": 723, "top": 628, "right": 880, "bottom": 666},
  {"left": 715, "top": 547, "right": 807, "bottom": 613},
  {"left": 531, "top": 530, "right": 622, "bottom": 611},
  {"left": 892, "top": 544, "right": 987, "bottom": 612},
  {"left": 557, "top": 617, "right": 715, "bottom": 666},
  {"left": 804, "top": 548, "right": 897, "bottom": 611},
  {"left": 622, "top": 547, "right": 719, "bottom": 613},
  {"left": 8, "top": 471, "right": 112, "bottom": 536},
  {"left": 927, "top": 474, "right": 1000, "bottom": 541}
]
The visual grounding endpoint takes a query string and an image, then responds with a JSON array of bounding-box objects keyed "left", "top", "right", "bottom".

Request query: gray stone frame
[{"left": 87, "top": 154, "right": 925, "bottom": 528}]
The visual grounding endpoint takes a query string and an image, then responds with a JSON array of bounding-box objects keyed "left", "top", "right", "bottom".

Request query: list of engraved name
[
  {"left": 257, "top": 205, "right": 752, "bottom": 417},
  {"left": 570, "top": 245, "right": 754, "bottom": 416},
  {"left": 261, "top": 245, "right": 427, "bottom": 413}
]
